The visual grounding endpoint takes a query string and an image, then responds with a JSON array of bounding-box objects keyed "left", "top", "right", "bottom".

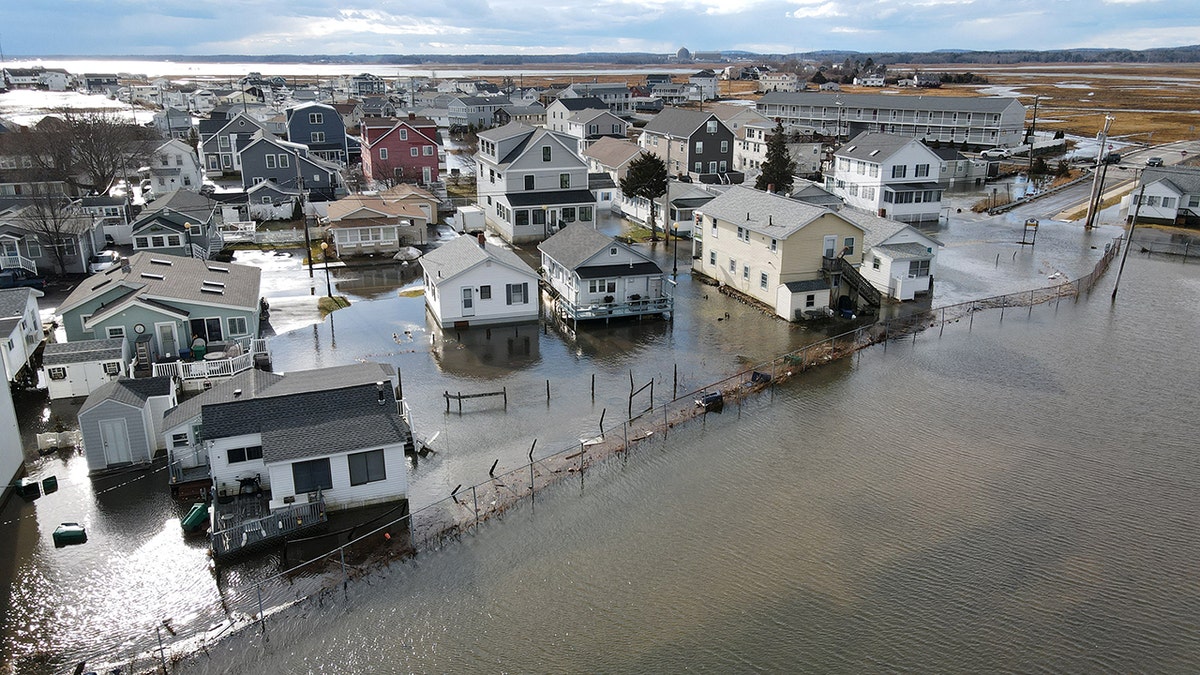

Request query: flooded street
[
  {"left": 0, "top": 202, "right": 1161, "bottom": 672},
  {"left": 182, "top": 253, "right": 1200, "bottom": 673}
]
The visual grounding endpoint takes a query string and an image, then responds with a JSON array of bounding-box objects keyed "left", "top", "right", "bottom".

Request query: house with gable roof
[
  {"left": 78, "top": 376, "right": 178, "bottom": 474},
  {"left": 692, "top": 185, "right": 868, "bottom": 320},
  {"left": 57, "top": 251, "right": 267, "bottom": 388},
  {"left": 285, "top": 102, "right": 348, "bottom": 164},
  {"left": 131, "top": 189, "right": 224, "bottom": 258},
  {"left": 199, "top": 112, "right": 271, "bottom": 176},
  {"left": 826, "top": 131, "right": 945, "bottom": 224},
  {"left": 545, "top": 97, "right": 608, "bottom": 134},
  {"left": 474, "top": 122, "right": 595, "bottom": 244},
  {"left": 360, "top": 114, "right": 443, "bottom": 186},
  {"left": 850, "top": 208, "right": 942, "bottom": 301},
  {"left": 41, "top": 338, "right": 131, "bottom": 400},
  {"left": 238, "top": 132, "right": 346, "bottom": 200},
  {"left": 538, "top": 223, "right": 671, "bottom": 323},
  {"left": 558, "top": 83, "right": 633, "bottom": 115},
  {"left": 324, "top": 194, "right": 429, "bottom": 254},
  {"left": 582, "top": 137, "right": 644, "bottom": 185},
  {"left": 0, "top": 287, "right": 44, "bottom": 386},
  {"left": 1129, "top": 165, "right": 1200, "bottom": 227},
  {"left": 149, "top": 139, "right": 205, "bottom": 197},
  {"left": 0, "top": 198, "right": 104, "bottom": 275},
  {"left": 563, "top": 109, "right": 629, "bottom": 156},
  {"left": 422, "top": 233, "right": 539, "bottom": 328},
  {"left": 639, "top": 108, "right": 741, "bottom": 184}
]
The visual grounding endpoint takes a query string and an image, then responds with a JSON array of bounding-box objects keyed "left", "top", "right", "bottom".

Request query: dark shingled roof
[
  {"left": 43, "top": 338, "right": 125, "bottom": 366},
  {"left": 0, "top": 288, "right": 37, "bottom": 319},
  {"left": 507, "top": 189, "right": 596, "bottom": 207},
  {"left": 783, "top": 279, "right": 831, "bottom": 293}
]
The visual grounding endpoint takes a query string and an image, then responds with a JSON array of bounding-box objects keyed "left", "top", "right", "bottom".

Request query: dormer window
[
  {"left": 542, "top": 146, "right": 552, "bottom": 162},
  {"left": 706, "top": 120, "right": 718, "bottom": 133}
]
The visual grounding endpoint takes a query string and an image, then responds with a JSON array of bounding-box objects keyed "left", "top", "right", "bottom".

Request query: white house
[
  {"left": 0, "top": 382, "right": 22, "bottom": 503},
  {"left": 826, "top": 132, "right": 945, "bottom": 224},
  {"left": 563, "top": 109, "right": 629, "bottom": 156},
  {"left": 474, "top": 123, "right": 595, "bottom": 243},
  {"left": 851, "top": 209, "right": 943, "bottom": 301},
  {"left": 149, "top": 139, "right": 206, "bottom": 196},
  {"left": 0, "top": 288, "right": 44, "bottom": 386},
  {"left": 200, "top": 362, "right": 410, "bottom": 513},
  {"left": 538, "top": 224, "right": 672, "bottom": 323},
  {"left": 421, "top": 233, "right": 540, "bottom": 328},
  {"left": 1127, "top": 166, "right": 1200, "bottom": 227},
  {"left": 688, "top": 70, "right": 719, "bottom": 101},
  {"left": 692, "top": 185, "right": 867, "bottom": 320},
  {"left": 758, "top": 73, "right": 800, "bottom": 93},
  {"left": 41, "top": 338, "right": 131, "bottom": 400}
]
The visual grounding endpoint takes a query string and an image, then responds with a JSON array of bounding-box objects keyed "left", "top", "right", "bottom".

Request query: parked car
[
  {"left": 0, "top": 269, "right": 47, "bottom": 290},
  {"left": 88, "top": 250, "right": 122, "bottom": 274},
  {"left": 1146, "top": 157, "right": 1164, "bottom": 167},
  {"left": 1102, "top": 153, "right": 1122, "bottom": 165},
  {"left": 980, "top": 148, "right": 1009, "bottom": 160}
]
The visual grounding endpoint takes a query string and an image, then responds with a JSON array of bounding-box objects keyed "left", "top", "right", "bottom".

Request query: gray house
[
  {"left": 238, "top": 132, "right": 346, "bottom": 201},
  {"left": 79, "top": 376, "right": 177, "bottom": 474},
  {"left": 199, "top": 113, "right": 271, "bottom": 176},
  {"left": 285, "top": 102, "right": 348, "bottom": 164},
  {"left": 639, "top": 108, "right": 741, "bottom": 184},
  {"left": 130, "top": 190, "right": 224, "bottom": 259}
]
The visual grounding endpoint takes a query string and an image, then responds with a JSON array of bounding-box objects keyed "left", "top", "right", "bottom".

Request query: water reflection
[{"left": 430, "top": 319, "right": 543, "bottom": 378}]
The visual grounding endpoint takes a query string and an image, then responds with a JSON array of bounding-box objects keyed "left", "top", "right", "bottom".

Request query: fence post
[
  {"left": 156, "top": 625, "right": 168, "bottom": 675},
  {"left": 939, "top": 307, "right": 945, "bottom": 337},
  {"left": 579, "top": 442, "right": 585, "bottom": 490},
  {"left": 472, "top": 485, "right": 479, "bottom": 530},
  {"left": 340, "top": 548, "right": 348, "bottom": 600},
  {"left": 1000, "top": 303, "right": 1005, "bottom": 323},
  {"left": 257, "top": 584, "right": 266, "bottom": 635},
  {"left": 528, "top": 439, "right": 536, "bottom": 506},
  {"left": 623, "top": 420, "right": 628, "bottom": 465},
  {"left": 1029, "top": 289, "right": 1034, "bottom": 317}
]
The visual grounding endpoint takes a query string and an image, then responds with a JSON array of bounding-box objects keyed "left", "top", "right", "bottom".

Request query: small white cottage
[
  {"left": 421, "top": 233, "right": 540, "bottom": 328},
  {"left": 42, "top": 338, "right": 131, "bottom": 400}
]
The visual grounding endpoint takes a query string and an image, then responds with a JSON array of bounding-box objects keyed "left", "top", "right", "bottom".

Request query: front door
[
  {"left": 824, "top": 235, "right": 838, "bottom": 259},
  {"left": 98, "top": 418, "right": 133, "bottom": 466},
  {"left": 156, "top": 322, "right": 177, "bottom": 358},
  {"left": 422, "top": 166, "right": 432, "bottom": 184},
  {"left": 547, "top": 209, "right": 559, "bottom": 235},
  {"left": 462, "top": 287, "right": 475, "bottom": 317}
]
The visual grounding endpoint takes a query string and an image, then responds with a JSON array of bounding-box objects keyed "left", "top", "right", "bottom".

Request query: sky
[{"left": 3, "top": 0, "right": 1198, "bottom": 57}]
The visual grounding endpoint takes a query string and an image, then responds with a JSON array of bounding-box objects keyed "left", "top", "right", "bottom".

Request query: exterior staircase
[{"left": 822, "top": 256, "right": 882, "bottom": 307}]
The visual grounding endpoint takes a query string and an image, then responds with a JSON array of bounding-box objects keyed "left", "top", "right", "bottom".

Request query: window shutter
[
  {"left": 505, "top": 284, "right": 513, "bottom": 305},
  {"left": 522, "top": 283, "right": 529, "bottom": 304}
]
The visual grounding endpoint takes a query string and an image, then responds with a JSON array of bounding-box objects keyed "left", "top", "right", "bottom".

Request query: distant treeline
[{"left": 38, "top": 45, "right": 1200, "bottom": 65}]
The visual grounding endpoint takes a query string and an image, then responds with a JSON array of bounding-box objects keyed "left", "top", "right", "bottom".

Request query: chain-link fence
[{"left": 94, "top": 235, "right": 1125, "bottom": 674}]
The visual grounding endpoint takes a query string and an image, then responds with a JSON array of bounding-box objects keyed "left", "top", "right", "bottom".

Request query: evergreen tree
[
  {"left": 620, "top": 152, "right": 668, "bottom": 236},
  {"left": 755, "top": 121, "right": 797, "bottom": 194}
]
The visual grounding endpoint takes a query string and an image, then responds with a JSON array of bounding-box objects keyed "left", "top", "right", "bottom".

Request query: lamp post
[
  {"left": 319, "top": 241, "right": 333, "bottom": 298},
  {"left": 671, "top": 225, "right": 679, "bottom": 278}
]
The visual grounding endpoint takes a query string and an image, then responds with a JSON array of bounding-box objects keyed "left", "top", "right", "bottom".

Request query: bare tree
[
  {"left": 13, "top": 188, "right": 91, "bottom": 275},
  {"left": 16, "top": 109, "right": 158, "bottom": 194}
]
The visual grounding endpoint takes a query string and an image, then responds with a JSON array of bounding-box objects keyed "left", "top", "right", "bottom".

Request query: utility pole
[
  {"left": 1084, "top": 115, "right": 1115, "bottom": 231},
  {"left": 1112, "top": 180, "right": 1145, "bottom": 301},
  {"left": 296, "top": 158, "right": 314, "bottom": 283},
  {"left": 1027, "top": 95, "right": 1039, "bottom": 174}
]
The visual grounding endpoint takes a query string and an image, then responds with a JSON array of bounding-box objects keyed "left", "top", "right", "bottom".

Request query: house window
[
  {"left": 805, "top": 294, "right": 816, "bottom": 308},
  {"left": 525, "top": 175, "right": 534, "bottom": 190},
  {"left": 106, "top": 326, "right": 125, "bottom": 339},
  {"left": 265, "top": 155, "right": 276, "bottom": 169},
  {"left": 227, "top": 446, "right": 264, "bottom": 464},
  {"left": 579, "top": 206, "right": 592, "bottom": 222},
  {"left": 892, "top": 165, "right": 907, "bottom": 178},
  {"left": 843, "top": 237, "right": 855, "bottom": 256},
  {"left": 560, "top": 174, "right": 570, "bottom": 189},
  {"left": 423, "top": 146, "right": 434, "bottom": 156},
  {"left": 308, "top": 112, "right": 323, "bottom": 125},
  {"left": 48, "top": 367, "right": 66, "bottom": 380},
  {"left": 728, "top": 258, "right": 736, "bottom": 274},
  {"left": 909, "top": 259, "right": 931, "bottom": 277},
  {"left": 694, "top": 162, "right": 702, "bottom": 173},
  {"left": 915, "top": 163, "right": 930, "bottom": 178},
  {"left": 479, "top": 285, "right": 492, "bottom": 300},
  {"left": 292, "top": 457, "right": 333, "bottom": 493},
  {"left": 399, "top": 129, "right": 408, "bottom": 140},
  {"left": 506, "top": 282, "right": 529, "bottom": 305},
  {"left": 695, "top": 141, "right": 703, "bottom": 154},
  {"left": 227, "top": 316, "right": 248, "bottom": 336},
  {"left": 742, "top": 265, "right": 749, "bottom": 281},
  {"left": 411, "top": 147, "right": 419, "bottom": 157},
  {"left": 562, "top": 207, "right": 576, "bottom": 222},
  {"left": 709, "top": 251, "right": 716, "bottom": 265},
  {"left": 379, "top": 148, "right": 388, "bottom": 160},
  {"left": 190, "top": 317, "right": 224, "bottom": 343},
  {"left": 542, "top": 146, "right": 552, "bottom": 162},
  {"left": 311, "top": 131, "right": 326, "bottom": 143},
  {"left": 515, "top": 210, "right": 529, "bottom": 226},
  {"left": 171, "top": 433, "right": 190, "bottom": 448},
  {"left": 24, "top": 237, "right": 41, "bottom": 258},
  {"left": 279, "top": 154, "right": 290, "bottom": 168},
  {"left": 721, "top": 140, "right": 728, "bottom": 153},
  {"left": 167, "top": 235, "right": 181, "bottom": 247},
  {"left": 706, "top": 120, "right": 718, "bottom": 133},
  {"left": 770, "top": 238, "right": 778, "bottom": 252},
  {"left": 348, "top": 449, "right": 387, "bottom": 486},
  {"left": 219, "top": 135, "right": 230, "bottom": 149},
  {"left": 103, "top": 361, "right": 121, "bottom": 376},
  {"left": 760, "top": 272, "right": 769, "bottom": 290},
  {"left": 872, "top": 256, "right": 881, "bottom": 270}
]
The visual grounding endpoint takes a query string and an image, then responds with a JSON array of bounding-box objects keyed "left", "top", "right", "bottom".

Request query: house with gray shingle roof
[
  {"left": 78, "top": 376, "right": 177, "bottom": 474},
  {"left": 693, "top": 185, "right": 865, "bottom": 320},
  {"left": 826, "top": 132, "right": 945, "bottom": 225},
  {"left": 638, "top": 108, "right": 741, "bottom": 185},
  {"left": 538, "top": 223, "right": 671, "bottom": 323},
  {"left": 841, "top": 206, "right": 942, "bottom": 301},
  {"left": 42, "top": 338, "right": 130, "bottom": 399},
  {"left": 196, "top": 362, "right": 409, "bottom": 513},
  {"left": 1130, "top": 165, "right": 1200, "bottom": 226},
  {"left": 57, "top": 252, "right": 265, "bottom": 381},
  {"left": 0, "top": 287, "right": 43, "bottom": 385},
  {"left": 422, "top": 233, "right": 539, "bottom": 328}
]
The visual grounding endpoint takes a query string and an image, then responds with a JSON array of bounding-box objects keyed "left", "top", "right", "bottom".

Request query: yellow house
[{"left": 692, "top": 185, "right": 865, "bottom": 320}]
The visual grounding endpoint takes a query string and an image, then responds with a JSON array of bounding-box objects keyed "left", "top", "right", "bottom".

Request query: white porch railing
[
  {"left": 151, "top": 336, "right": 270, "bottom": 380},
  {"left": 0, "top": 254, "right": 37, "bottom": 274}
]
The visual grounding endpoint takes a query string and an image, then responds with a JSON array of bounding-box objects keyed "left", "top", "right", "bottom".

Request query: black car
[{"left": 0, "top": 268, "right": 47, "bottom": 290}]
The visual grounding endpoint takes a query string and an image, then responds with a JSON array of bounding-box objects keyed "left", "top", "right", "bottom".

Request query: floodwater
[{"left": 179, "top": 254, "right": 1200, "bottom": 673}]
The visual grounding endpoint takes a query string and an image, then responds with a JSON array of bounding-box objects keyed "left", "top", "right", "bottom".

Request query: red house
[{"left": 361, "top": 114, "right": 442, "bottom": 187}]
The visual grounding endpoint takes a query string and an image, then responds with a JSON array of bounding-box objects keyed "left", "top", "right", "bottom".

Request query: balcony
[
  {"left": 211, "top": 488, "right": 327, "bottom": 560},
  {"left": 556, "top": 294, "right": 674, "bottom": 322},
  {"left": 151, "top": 337, "right": 270, "bottom": 384}
]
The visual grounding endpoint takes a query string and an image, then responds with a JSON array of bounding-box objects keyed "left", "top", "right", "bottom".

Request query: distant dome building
[{"left": 676, "top": 47, "right": 692, "bottom": 62}]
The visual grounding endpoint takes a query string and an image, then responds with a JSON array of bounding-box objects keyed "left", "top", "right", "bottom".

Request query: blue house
[
  {"left": 285, "top": 103, "right": 348, "bottom": 164},
  {"left": 238, "top": 132, "right": 346, "bottom": 201},
  {"left": 130, "top": 190, "right": 224, "bottom": 259}
]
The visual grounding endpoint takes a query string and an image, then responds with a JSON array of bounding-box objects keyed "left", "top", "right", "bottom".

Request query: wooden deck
[{"left": 210, "top": 491, "right": 328, "bottom": 561}]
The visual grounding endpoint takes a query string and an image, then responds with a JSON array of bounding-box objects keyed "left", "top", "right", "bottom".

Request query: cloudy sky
[{"left": 5, "top": 0, "right": 1197, "bottom": 56}]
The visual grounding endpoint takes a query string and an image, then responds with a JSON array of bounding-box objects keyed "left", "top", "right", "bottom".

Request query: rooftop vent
[
  {"left": 202, "top": 280, "right": 225, "bottom": 288},
  {"left": 140, "top": 272, "right": 164, "bottom": 280},
  {"left": 200, "top": 287, "right": 224, "bottom": 295},
  {"left": 150, "top": 258, "right": 173, "bottom": 266},
  {"left": 91, "top": 279, "right": 112, "bottom": 291},
  {"left": 206, "top": 265, "right": 229, "bottom": 273},
  {"left": 869, "top": 150, "right": 880, "bottom": 156}
]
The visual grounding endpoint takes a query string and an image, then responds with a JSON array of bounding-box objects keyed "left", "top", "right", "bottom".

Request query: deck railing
[
  {"left": 0, "top": 254, "right": 37, "bottom": 274},
  {"left": 559, "top": 295, "right": 674, "bottom": 322},
  {"left": 150, "top": 337, "right": 269, "bottom": 380},
  {"left": 211, "top": 493, "right": 327, "bottom": 559}
]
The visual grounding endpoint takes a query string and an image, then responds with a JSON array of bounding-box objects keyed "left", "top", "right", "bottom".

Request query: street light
[
  {"left": 671, "top": 225, "right": 679, "bottom": 278},
  {"left": 319, "top": 241, "right": 333, "bottom": 298}
]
